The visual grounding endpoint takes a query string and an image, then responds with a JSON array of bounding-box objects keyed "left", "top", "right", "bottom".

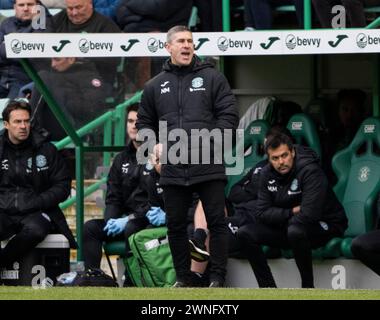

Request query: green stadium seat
[
  {"left": 225, "top": 119, "right": 269, "bottom": 196},
  {"left": 286, "top": 113, "right": 322, "bottom": 160},
  {"left": 103, "top": 241, "right": 126, "bottom": 257},
  {"left": 332, "top": 117, "right": 380, "bottom": 258}
]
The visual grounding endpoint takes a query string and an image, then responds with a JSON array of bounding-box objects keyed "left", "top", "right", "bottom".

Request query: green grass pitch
[{"left": 0, "top": 287, "right": 379, "bottom": 300}]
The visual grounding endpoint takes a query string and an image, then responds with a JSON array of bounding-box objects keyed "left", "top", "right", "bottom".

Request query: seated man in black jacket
[
  {"left": 83, "top": 104, "right": 152, "bottom": 270},
  {"left": 237, "top": 133, "right": 348, "bottom": 288},
  {"left": 0, "top": 100, "right": 77, "bottom": 267}
]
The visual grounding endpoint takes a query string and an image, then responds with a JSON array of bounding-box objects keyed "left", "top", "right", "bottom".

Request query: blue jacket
[
  {"left": 0, "top": 0, "right": 13, "bottom": 9},
  {"left": 0, "top": 16, "right": 35, "bottom": 83},
  {"left": 93, "top": 0, "right": 122, "bottom": 21}
]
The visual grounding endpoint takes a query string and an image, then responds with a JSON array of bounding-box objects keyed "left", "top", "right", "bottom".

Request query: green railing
[
  {"left": 55, "top": 91, "right": 142, "bottom": 260},
  {"left": 20, "top": 56, "right": 142, "bottom": 260}
]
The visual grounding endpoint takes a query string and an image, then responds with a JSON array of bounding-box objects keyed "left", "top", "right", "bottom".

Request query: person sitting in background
[
  {"left": 0, "top": 0, "right": 40, "bottom": 99},
  {"left": 244, "top": 0, "right": 304, "bottom": 30},
  {"left": 0, "top": 100, "right": 77, "bottom": 268},
  {"left": 83, "top": 105, "right": 152, "bottom": 270},
  {"left": 331, "top": 89, "right": 367, "bottom": 153},
  {"left": 238, "top": 133, "right": 347, "bottom": 288},
  {"left": 93, "top": 0, "right": 121, "bottom": 22},
  {"left": 0, "top": 0, "right": 14, "bottom": 9},
  {"left": 116, "top": 0, "right": 192, "bottom": 32},
  {"left": 312, "top": 0, "right": 380, "bottom": 28},
  {"left": 48, "top": 0, "right": 121, "bottom": 95},
  {"left": 30, "top": 57, "right": 109, "bottom": 141},
  {"left": 116, "top": 0, "right": 193, "bottom": 91}
]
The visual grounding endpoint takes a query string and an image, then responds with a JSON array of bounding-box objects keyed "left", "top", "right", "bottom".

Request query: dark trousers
[
  {"left": 238, "top": 220, "right": 339, "bottom": 288},
  {"left": 245, "top": 0, "right": 304, "bottom": 29},
  {"left": 163, "top": 180, "right": 228, "bottom": 283},
  {"left": 312, "top": 0, "right": 378, "bottom": 28},
  {"left": 83, "top": 217, "right": 149, "bottom": 269},
  {"left": 351, "top": 230, "right": 380, "bottom": 276},
  {"left": 0, "top": 212, "right": 52, "bottom": 266}
]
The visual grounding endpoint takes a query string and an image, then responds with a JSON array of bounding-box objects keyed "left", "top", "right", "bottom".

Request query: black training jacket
[
  {"left": 137, "top": 56, "right": 239, "bottom": 186},
  {"left": 228, "top": 159, "right": 268, "bottom": 204},
  {"left": 104, "top": 142, "right": 150, "bottom": 221},
  {"left": 0, "top": 128, "right": 77, "bottom": 248},
  {"left": 256, "top": 145, "right": 348, "bottom": 234}
]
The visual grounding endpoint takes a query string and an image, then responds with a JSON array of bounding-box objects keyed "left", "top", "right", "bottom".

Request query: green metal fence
[{"left": 20, "top": 56, "right": 142, "bottom": 260}]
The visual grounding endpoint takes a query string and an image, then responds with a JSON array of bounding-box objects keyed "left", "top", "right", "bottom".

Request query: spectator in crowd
[
  {"left": 116, "top": 0, "right": 192, "bottom": 32},
  {"left": 83, "top": 105, "right": 152, "bottom": 270},
  {"left": 331, "top": 89, "right": 367, "bottom": 152},
  {"left": 48, "top": 0, "right": 121, "bottom": 94},
  {"left": 237, "top": 133, "right": 347, "bottom": 288},
  {"left": 136, "top": 25, "right": 239, "bottom": 288},
  {"left": 351, "top": 209, "right": 380, "bottom": 277},
  {"left": 312, "top": 0, "right": 380, "bottom": 28},
  {"left": 0, "top": 0, "right": 14, "bottom": 9},
  {"left": 30, "top": 57, "right": 109, "bottom": 141},
  {"left": 0, "top": 100, "right": 77, "bottom": 267},
  {"left": 93, "top": 0, "right": 121, "bottom": 22},
  {"left": 0, "top": 14, "right": 6, "bottom": 24},
  {"left": 244, "top": 0, "right": 304, "bottom": 30},
  {"left": 0, "top": 0, "right": 40, "bottom": 99},
  {"left": 116, "top": 0, "right": 193, "bottom": 91}
]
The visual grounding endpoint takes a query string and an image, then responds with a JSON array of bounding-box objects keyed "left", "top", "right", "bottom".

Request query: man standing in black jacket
[
  {"left": 238, "top": 133, "right": 348, "bottom": 288},
  {"left": 0, "top": 100, "right": 77, "bottom": 267},
  {"left": 136, "top": 25, "right": 239, "bottom": 287}
]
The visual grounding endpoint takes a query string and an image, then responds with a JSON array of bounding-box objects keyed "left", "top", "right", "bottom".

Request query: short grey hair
[{"left": 166, "top": 25, "right": 192, "bottom": 43}]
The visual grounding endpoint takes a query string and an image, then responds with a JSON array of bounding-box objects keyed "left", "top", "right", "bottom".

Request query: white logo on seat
[{"left": 358, "top": 166, "right": 370, "bottom": 182}]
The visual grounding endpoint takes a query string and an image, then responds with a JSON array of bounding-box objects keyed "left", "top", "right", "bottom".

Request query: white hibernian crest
[{"left": 358, "top": 166, "right": 370, "bottom": 182}]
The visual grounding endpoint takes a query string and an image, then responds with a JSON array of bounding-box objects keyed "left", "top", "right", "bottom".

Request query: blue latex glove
[
  {"left": 103, "top": 216, "right": 129, "bottom": 237},
  {"left": 146, "top": 207, "right": 166, "bottom": 226}
]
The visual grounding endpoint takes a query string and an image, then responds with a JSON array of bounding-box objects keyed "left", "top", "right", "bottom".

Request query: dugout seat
[
  {"left": 225, "top": 119, "right": 269, "bottom": 196},
  {"left": 332, "top": 117, "right": 380, "bottom": 258},
  {"left": 286, "top": 113, "right": 322, "bottom": 160}
]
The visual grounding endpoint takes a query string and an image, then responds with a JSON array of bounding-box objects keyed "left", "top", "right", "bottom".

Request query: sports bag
[{"left": 125, "top": 227, "right": 175, "bottom": 287}]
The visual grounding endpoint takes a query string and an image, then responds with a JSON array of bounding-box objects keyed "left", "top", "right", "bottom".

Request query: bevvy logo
[
  {"left": 356, "top": 33, "right": 380, "bottom": 49},
  {"left": 11, "top": 39, "right": 45, "bottom": 54},
  {"left": 78, "top": 39, "right": 113, "bottom": 54},
  {"left": 285, "top": 34, "right": 321, "bottom": 50},
  {"left": 147, "top": 38, "right": 165, "bottom": 53},
  {"left": 217, "top": 36, "right": 253, "bottom": 52}
]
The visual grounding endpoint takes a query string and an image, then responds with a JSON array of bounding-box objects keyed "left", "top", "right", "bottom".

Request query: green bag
[
  {"left": 125, "top": 227, "right": 176, "bottom": 287},
  {"left": 124, "top": 252, "right": 143, "bottom": 287}
]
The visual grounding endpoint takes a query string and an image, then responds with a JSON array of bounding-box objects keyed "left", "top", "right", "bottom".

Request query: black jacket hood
[
  {"left": 162, "top": 56, "right": 214, "bottom": 74},
  {"left": 294, "top": 145, "right": 320, "bottom": 172}
]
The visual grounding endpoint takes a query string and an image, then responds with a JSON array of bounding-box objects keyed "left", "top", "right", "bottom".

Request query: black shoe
[
  {"left": 189, "top": 238, "right": 210, "bottom": 262},
  {"left": 209, "top": 281, "right": 224, "bottom": 288}
]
